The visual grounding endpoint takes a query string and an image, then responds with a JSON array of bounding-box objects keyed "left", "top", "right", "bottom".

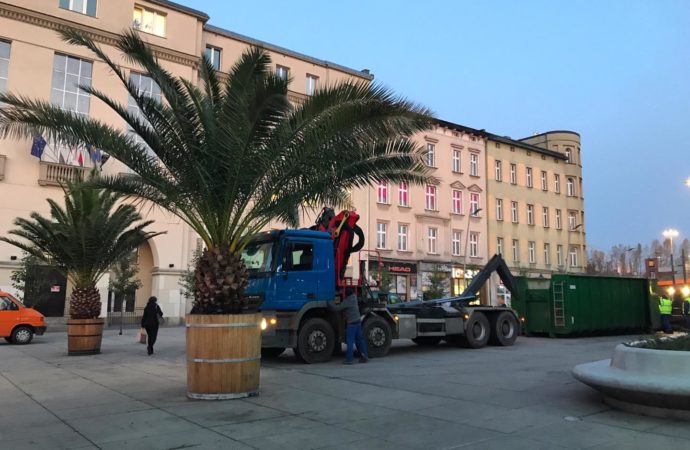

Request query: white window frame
[
  {"left": 527, "top": 204, "right": 534, "bottom": 225},
  {"left": 512, "top": 239, "right": 520, "bottom": 262},
  {"left": 541, "top": 171, "right": 547, "bottom": 191},
  {"left": 542, "top": 207, "right": 549, "bottom": 228},
  {"left": 452, "top": 149, "right": 461, "bottom": 172},
  {"left": 452, "top": 190, "right": 462, "bottom": 214},
  {"left": 306, "top": 74, "right": 318, "bottom": 96},
  {"left": 427, "top": 227, "right": 438, "bottom": 254},
  {"left": 398, "top": 182, "right": 409, "bottom": 207},
  {"left": 557, "top": 245, "right": 563, "bottom": 266},
  {"left": 554, "top": 174, "right": 561, "bottom": 193},
  {"left": 569, "top": 246, "right": 578, "bottom": 267},
  {"left": 452, "top": 230, "right": 461, "bottom": 256},
  {"left": 511, "top": 201, "right": 518, "bottom": 223},
  {"left": 528, "top": 241, "right": 536, "bottom": 263},
  {"left": 497, "top": 237, "right": 504, "bottom": 255},
  {"left": 526, "top": 167, "right": 533, "bottom": 187},
  {"left": 494, "top": 160, "right": 502, "bottom": 181},
  {"left": 556, "top": 209, "right": 562, "bottom": 229},
  {"left": 377, "top": 180, "right": 389, "bottom": 204},
  {"left": 133, "top": 6, "right": 166, "bottom": 37},
  {"left": 568, "top": 211, "right": 578, "bottom": 230},
  {"left": 426, "top": 143, "right": 436, "bottom": 167},
  {"left": 425, "top": 185, "right": 437, "bottom": 211},
  {"left": 470, "top": 153, "right": 478, "bottom": 176},
  {"left": 544, "top": 243, "right": 551, "bottom": 265},
  {"left": 276, "top": 65, "right": 289, "bottom": 81},
  {"left": 376, "top": 222, "right": 387, "bottom": 249},
  {"left": 495, "top": 198, "right": 503, "bottom": 221},
  {"left": 565, "top": 147, "right": 572, "bottom": 163},
  {"left": 398, "top": 224, "right": 408, "bottom": 251},
  {"left": 510, "top": 163, "right": 517, "bottom": 184},
  {"left": 469, "top": 192, "right": 479, "bottom": 215},
  {"left": 205, "top": 46, "right": 221, "bottom": 71},
  {"left": 469, "top": 233, "right": 479, "bottom": 257},
  {"left": 51, "top": 53, "right": 93, "bottom": 116},
  {"left": 127, "top": 72, "right": 162, "bottom": 153},
  {"left": 567, "top": 177, "right": 575, "bottom": 197},
  {"left": 0, "top": 41, "right": 10, "bottom": 95}
]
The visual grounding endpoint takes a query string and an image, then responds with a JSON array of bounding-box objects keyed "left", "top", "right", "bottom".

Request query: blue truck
[{"left": 243, "top": 228, "right": 521, "bottom": 363}]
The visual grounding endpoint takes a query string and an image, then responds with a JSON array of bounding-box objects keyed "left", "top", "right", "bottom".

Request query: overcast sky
[{"left": 186, "top": 0, "right": 690, "bottom": 251}]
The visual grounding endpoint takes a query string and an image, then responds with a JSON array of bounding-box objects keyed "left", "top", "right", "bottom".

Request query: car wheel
[
  {"left": 488, "top": 311, "right": 519, "bottom": 346},
  {"left": 295, "top": 318, "right": 335, "bottom": 364},
  {"left": 363, "top": 315, "right": 392, "bottom": 358},
  {"left": 11, "top": 326, "right": 34, "bottom": 345}
]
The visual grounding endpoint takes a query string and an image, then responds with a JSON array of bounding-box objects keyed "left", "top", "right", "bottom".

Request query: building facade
[
  {"left": 351, "top": 121, "right": 488, "bottom": 301},
  {"left": 0, "top": 0, "right": 372, "bottom": 323}
]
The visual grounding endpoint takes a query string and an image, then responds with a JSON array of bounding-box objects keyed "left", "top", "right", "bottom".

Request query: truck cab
[{"left": 0, "top": 291, "right": 46, "bottom": 344}]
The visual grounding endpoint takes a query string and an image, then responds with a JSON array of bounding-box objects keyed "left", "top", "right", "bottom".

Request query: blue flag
[
  {"left": 30, "top": 135, "right": 46, "bottom": 159},
  {"left": 87, "top": 144, "right": 102, "bottom": 163}
]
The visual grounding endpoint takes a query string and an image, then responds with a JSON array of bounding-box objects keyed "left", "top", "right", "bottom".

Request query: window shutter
[
  {"left": 87, "top": 0, "right": 97, "bottom": 16},
  {"left": 59, "top": 0, "right": 70, "bottom": 9}
]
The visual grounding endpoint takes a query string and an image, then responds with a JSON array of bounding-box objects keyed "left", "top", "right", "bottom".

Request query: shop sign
[{"left": 369, "top": 260, "right": 417, "bottom": 274}]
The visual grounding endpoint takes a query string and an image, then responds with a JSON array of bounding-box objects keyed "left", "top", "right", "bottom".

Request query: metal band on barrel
[
  {"left": 188, "top": 356, "right": 261, "bottom": 363},
  {"left": 186, "top": 322, "right": 258, "bottom": 328}
]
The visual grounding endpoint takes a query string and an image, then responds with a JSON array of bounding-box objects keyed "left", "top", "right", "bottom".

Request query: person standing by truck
[
  {"left": 658, "top": 294, "right": 673, "bottom": 334},
  {"left": 329, "top": 287, "right": 368, "bottom": 364}
]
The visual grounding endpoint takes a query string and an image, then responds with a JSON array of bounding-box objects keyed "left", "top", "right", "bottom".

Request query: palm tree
[
  {"left": 0, "top": 179, "right": 162, "bottom": 319},
  {"left": 0, "top": 28, "right": 434, "bottom": 315}
]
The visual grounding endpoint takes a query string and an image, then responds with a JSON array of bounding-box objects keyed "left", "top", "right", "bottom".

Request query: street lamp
[
  {"left": 624, "top": 247, "right": 634, "bottom": 275},
  {"left": 663, "top": 229, "right": 679, "bottom": 287},
  {"left": 462, "top": 207, "right": 482, "bottom": 289}
]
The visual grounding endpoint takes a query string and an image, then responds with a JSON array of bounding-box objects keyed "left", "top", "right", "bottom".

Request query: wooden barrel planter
[
  {"left": 186, "top": 313, "right": 261, "bottom": 400},
  {"left": 67, "top": 318, "right": 105, "bottom": 355}
]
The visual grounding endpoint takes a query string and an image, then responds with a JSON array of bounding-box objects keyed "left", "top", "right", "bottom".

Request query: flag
[
  {"left": 30, "top": 135, "right": 46, "bottom": 159},
  {"left": 77, "top": 147, "right": 84, "bottom": 167},
  {"left": 87, "top": 144, "right": 102, "bottom": 164}
]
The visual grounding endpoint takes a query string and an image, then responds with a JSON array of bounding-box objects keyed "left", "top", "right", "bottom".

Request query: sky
[{"left": 185, "top": 0, "right": 690, "bottom": 251}]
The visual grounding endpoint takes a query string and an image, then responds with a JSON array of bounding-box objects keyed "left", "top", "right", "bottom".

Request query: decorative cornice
[
  {"left": 0, "top": 3, "right": 201, "bottom": 68},
  {"left": 450, "top": 181, "right": 466, "bottom": 189},
  {"left": 467, "top": 184, "right": 483, "bottom": 193}
]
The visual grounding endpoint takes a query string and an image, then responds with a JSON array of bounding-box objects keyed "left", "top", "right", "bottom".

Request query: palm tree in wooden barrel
[
  {"left": 0, "top": 28, "right": 434, "bottom": 398},
  {"left": 0, "top": 179, "right": 161, "bottom": 355}
]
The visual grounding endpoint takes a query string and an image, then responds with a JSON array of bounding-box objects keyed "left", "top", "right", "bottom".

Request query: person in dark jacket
[
  {"left": 141, "top": 296, "right": 163, "bottom": 355},
  {"left": 329, "top": 287, "right": 368, "bottom": 364}
]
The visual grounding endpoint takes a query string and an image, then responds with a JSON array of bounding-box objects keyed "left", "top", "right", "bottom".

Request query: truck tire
[
  {"left": 11, "top": 326, "right": 34, "bottom": 345},
  {"left": 261, "top": 347, "right": 285, "bottom": 358},
  {"left": 412, "top": 337, "right": 442, "bottom": 346},
  {"left": 294, "top": 318, "right": 335, "bottom": 364},
  {"left": 452, "top": 313, "right": 490, "bottom": 349},
  {"left": 363, "top": 315, "right": 392, "bottom": 358},
  {"left": 489, "top": 311, "right": 519, "bottom": 346}
]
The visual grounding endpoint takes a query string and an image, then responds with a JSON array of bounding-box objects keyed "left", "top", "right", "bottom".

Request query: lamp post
[
  {"left": 566, "top": 223, "right": 582, "bottom": 273},
  {"left": 462, "top": 207, "right": 482, "bottom": 289},
  {"left": 662, "top": 229, "right": 679, "bottom": 287},
  {"left": 624, "top": 247, "right": 634, "bottom": 276}
]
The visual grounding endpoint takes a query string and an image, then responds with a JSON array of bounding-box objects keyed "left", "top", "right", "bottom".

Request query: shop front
[
  {"left": 419, "top": 262, "right": 452, "bottom": 300},
  {"left": 368, "top": 260, "right": 418, "bottom": 302}
]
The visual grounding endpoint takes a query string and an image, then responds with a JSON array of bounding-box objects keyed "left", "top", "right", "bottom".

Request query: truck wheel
[
  {"left": 11, "top": 326, "right": 34, "bottom": 345},
  {"left": 363, "top": 316, "right": 392, "bottom": 358},
  {"left": 261, "top": 347, "right": 285, "bottom": 358},
  {"left": 294, "top": 318, "right": 335, "bottom": 364},
  {"left": 454, "top": 313, "right": 490, "bottom": 349},
  {"left": 489, "top": 311, "right": 519, "bottom": 346},
  {"left": 412, "top": 337, "right": 442, "bottom": 346}
]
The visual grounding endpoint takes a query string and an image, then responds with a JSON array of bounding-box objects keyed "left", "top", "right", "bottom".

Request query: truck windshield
[{"left": 241, "top": 240, "right": 275, "bottom": 275}]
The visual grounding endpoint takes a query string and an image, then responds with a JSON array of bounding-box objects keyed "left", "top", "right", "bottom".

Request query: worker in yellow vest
[
  {"left": 658, "top": 296, "right": 673, "bottom": 334},
  {"left": 683, "top": 295, "right": 690, "bottom": 330}
]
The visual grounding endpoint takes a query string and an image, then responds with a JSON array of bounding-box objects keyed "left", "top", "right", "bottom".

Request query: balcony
[{"left": 38, "top": 161, "right": 89, "bottom": 187}]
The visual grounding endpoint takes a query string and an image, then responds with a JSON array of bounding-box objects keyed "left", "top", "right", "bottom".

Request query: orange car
[{"left": 0, "top": 291, "right": 46, "bottom": 344}]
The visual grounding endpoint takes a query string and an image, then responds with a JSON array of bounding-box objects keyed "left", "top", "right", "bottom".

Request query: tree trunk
[
  {"left": 193, "top": 247, "right": 249, "bottom": 314},
  {"left": 69, "top": 285, "right": 101, "bottom": 319}
]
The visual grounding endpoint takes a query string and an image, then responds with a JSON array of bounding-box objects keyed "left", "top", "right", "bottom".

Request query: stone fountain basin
[{"left": 572, "top": 343, "right": 690, "bottom": 419}]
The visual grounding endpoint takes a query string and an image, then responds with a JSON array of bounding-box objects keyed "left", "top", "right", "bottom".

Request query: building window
[
  {"left": 555, "top": 209, "right": 562, "bottom": 229},
  {"left": 452, "top": 230, "right": 461, "bottom": 256},
  {"left": 544, "top": 243, "right": 551, "bottom": 265},
  {"left": 428, "top": 227, "right": 437, "bottom": 254},
  {"left": 528, "top": 241, "right": 536, "bottom": 263},
  {"left": 566, "top": 177, "right": 575, "bottom": 196},
  {"left": 495, "top": 160, "right": 502, "bottom": 181},
  {"left": 565, "top": 147, "right": 572, "bottom": 163},
  {"left": 557, "top": 245, "right": 563, "bottom": 266},
  {"left": 376, "top": 222, "right": 387, "bottom": 249},
  {"left": 569, "top": 246, "right": 578, "bottom": 267},
  {"left": 512, "top": 239, "right": 519, "bottom": 262},
  {"left": 469, "top": 233, "right": 479, "bottom": 257},
  {"left": 133, "top": 6, "right": 166, "bottom": 37},
  {"left": 527, "top": 204, "right": 534, "bottom": 225},
  {"left": 59, "top": 0, "right": 97, "bottom": 16},
  {"left": 306, "top": 74, "right": 318, "bottom": 96},
  {"left": 0, "top": 41, "right": 10, "bottom": 95},
  {"left": 541, "top": 171, "right": 547, "bottom": 191},
  {"left": 452, "top": 190, "right": 462, "bottom": 214},
  {"left": 398, "top": 182, "right": 408, "bottom": 207},
  {"left": 554, "top": 174, "right": 561, "bottom": 193},
  {"left": 510, "top": 163, "right": 517, "bottom": 184},
  {"left": 205, "top": 46, "right": 221, "bottom": 70},
  {"left": 568, "top": 211, "right": 578, "bottom": 230},
  {"left": 511, "top": 201, "right": 518, "bottom": 223},
  {"left": 51, "top": 54, "right": 92, "bottom": 116},
  {"left": 470, "top": 153, "right": 478, "bottom": 176},
  {"left": 426, "top": 143, "right": 436, "bottom": 167},
  {"left": 497, "top": 237, "right": 504, "bottom": 255},
  {"left": 469, "top": 192, "right": 479, "bottom": 214},
  {"left": 540, "top": 206, "right": 549, "bottom": 228},
  {"left": 495, "top": 198, "right": 503, "bottom": 221},
  {"left": 398, "top": 224, "right": 408, "bottom": 251},
  {"left": 377, "top": 180, "right": 389, "bottom": 204},
  {"left": 276, "top": 65, "right": 289, "bottom": 81},
  {"left": 425, "top": 185, "right": 437, "bottom": 210},
  {"left": 127, "top": 72, "right": 161, "bottom": 151},
  {"left": 452, "top": 149, "right": 461, "bottom": 172},
  {"left": 526, "top": 167, "right": 533, "bottom": 188}
]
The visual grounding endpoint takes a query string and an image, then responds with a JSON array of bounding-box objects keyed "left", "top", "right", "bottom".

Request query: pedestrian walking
[
  {"left": 141, "top": 296, "right": 163, "bottom": 355},
  {"left": 329, "top": 287, "right": 368, "bottom": 364}
]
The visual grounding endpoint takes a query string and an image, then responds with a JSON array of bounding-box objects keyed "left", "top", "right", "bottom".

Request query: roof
[
  {"left": 519, "top": 130, "right": 580, "bottom": 140},
  {"left": 203, "top": 24, "right": 375, "bottom": 81},
  {"left": 146, "top": 0, "right": 209, "bottom": 21}
]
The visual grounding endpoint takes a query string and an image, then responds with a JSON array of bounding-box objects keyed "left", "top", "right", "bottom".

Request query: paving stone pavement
[{"left": 0, "top": 327, "right": 687, "bottom": 449}]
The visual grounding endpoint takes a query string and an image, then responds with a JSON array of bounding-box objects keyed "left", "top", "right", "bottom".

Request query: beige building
[
  {"left": 0, "top": 0, "right": 372, "bottom": 323},
  {"left": 485, "top": 130, "right": 586, "bottom": 302},
  {"left": 351, "top": 120, "right": 488, "bottom": 301}
]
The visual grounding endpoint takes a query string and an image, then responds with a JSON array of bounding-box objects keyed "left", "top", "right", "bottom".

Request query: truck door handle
[{"left": 306, "top": 293, "right": 316, "bottom": 299}]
